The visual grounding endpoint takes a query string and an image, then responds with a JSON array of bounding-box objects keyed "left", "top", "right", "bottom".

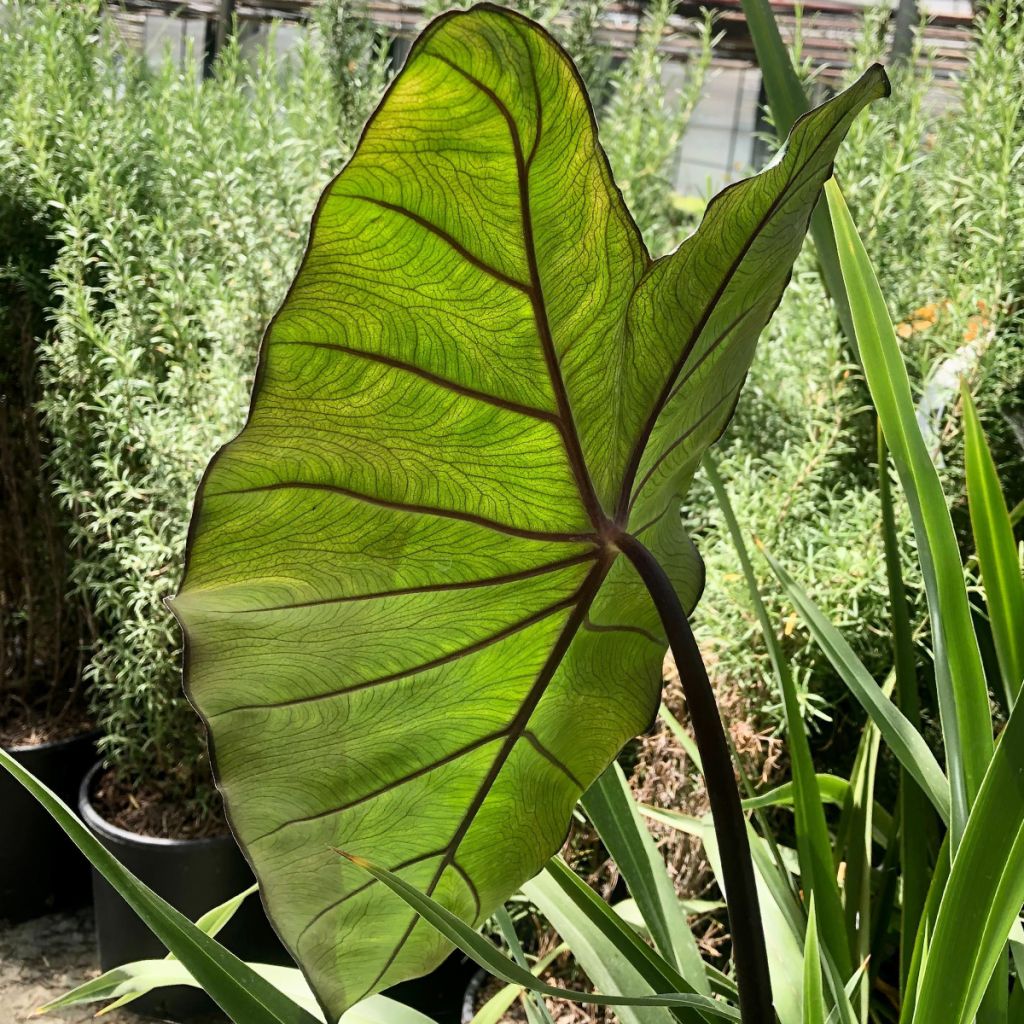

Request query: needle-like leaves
[{"left": 171, "top": 7, "right": 885, "bottom": 1014}]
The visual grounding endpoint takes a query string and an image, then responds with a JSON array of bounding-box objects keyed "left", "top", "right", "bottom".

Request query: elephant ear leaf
[{"left": 172, "top": 6, "right": 887, "bottom": 1019}]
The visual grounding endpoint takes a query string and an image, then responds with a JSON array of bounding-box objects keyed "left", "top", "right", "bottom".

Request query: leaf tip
[
  {"left": 869, "top": 62, "right": 893, "bottom": 99},
  {"left": 332, "top": 847, "right": 371, "bottom": 870}
]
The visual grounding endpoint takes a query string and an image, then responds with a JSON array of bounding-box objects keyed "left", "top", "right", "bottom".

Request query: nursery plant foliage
[{"left": 172, "top": 6, "right": 886, "bottom": 1018}]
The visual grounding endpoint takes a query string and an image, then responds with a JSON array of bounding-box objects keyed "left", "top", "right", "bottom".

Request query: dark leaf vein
[
  {"left": 210, "top": 589, "right": 581, "bottom": 717},
  {"left": 206, "top": 480, "right": 594, "bottom": 544}
]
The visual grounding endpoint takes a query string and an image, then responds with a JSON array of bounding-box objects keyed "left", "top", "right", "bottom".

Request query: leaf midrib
[
  {"left": 326, "top": 42, "right": 625, "bottom": 1003},
  {"left": 352, "top": 553, "right": 614, "bottom": 1004},
  {"left": 425, "top": 46, "right": 609, "bottom": 536}
]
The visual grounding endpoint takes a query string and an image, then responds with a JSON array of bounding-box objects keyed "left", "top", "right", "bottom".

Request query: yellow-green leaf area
[{"left": 173, "top": 7, "right": 887, "bottom": 1019}]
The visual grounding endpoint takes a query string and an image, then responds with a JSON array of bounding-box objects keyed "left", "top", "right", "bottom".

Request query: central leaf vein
[
  {"left": 354, "top": 554, "right": 612, "bottom": 1001},
  {"left": 425, "top": 49, "right": 608, "bottom": 532}
]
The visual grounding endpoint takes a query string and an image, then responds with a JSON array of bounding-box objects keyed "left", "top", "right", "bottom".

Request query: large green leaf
[{"left": 171, "top": 6, "right": 886, "bottom": 1017}]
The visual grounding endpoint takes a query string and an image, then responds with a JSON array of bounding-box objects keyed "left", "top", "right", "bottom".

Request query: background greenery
[
  {"left": 691, "top": 0, "right": 1024, "bottom": 768},
  {"left": 1, "top": 0, "right": 1020, "bottom": 832},
  {"left": 0, "top": 1, "right": 345, "bottom": 821}
]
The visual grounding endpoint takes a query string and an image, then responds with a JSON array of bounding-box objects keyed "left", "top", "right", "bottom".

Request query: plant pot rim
[
  {"left": 78, "top": 760, "right": 231, "bottom": 850},
  {"left": 4, "top": 726, "right": 100, "bottom": 756},
  {"left": 461, "top": 968, "right": 489, "bottom": 1023}
]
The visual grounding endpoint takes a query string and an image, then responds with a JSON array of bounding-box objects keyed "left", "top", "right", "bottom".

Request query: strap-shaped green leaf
[
  {"left": 172, "top": 7, "right": 886, "bottom": 1018},
  {"left": 0, "top": 749, "right": 320, "bottom": 1024},
  {"left": 962, "top": 384, "right": 1024, "bottom": 708}
]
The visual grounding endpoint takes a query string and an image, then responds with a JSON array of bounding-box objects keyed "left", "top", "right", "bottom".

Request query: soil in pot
[
  {"left": 79, "top": 762, "right": 289, "bottom": 1022},
  {"left": 1, "top": 723, "right": 97, "bottom": 924}
]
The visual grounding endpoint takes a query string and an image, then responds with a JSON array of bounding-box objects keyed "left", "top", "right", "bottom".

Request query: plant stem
[{"left": 615, "top": 531, "right": 774, "bottom": 1024}]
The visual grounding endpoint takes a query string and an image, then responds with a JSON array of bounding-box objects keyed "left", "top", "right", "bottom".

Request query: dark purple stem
[{"left": 616, "top": 531, "right": 774, "bottom": 1024}]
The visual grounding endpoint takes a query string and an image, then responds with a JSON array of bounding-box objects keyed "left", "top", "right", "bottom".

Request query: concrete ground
[{"left": 0, "top": 909, "right": 144, "bottom": 1023}]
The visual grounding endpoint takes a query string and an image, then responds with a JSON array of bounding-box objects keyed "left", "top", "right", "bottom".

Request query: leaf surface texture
[{"left": 173, "top": 9, "right": 886, "bottom": 1017}]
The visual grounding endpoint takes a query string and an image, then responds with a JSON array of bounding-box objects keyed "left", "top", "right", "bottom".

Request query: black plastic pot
[
  {"left": 386, "top": 949, "right": 480, "bottom": 1024},
  {"left": 460, "top": 968, "right": 490, "bottom": 1023},
  {"left": 78, "top": 762, "right": 288, "bottom": 1022},
  {"left": 1, "top": 729, "right": 97, "bottom": 923}
]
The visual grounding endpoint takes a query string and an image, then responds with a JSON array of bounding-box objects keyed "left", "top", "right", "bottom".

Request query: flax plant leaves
[{"left": 172, "top": 7, "right": 886, "bottom": 1018}]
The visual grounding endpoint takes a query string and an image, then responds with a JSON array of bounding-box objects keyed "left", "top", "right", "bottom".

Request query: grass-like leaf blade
[
  {"left": 962, "top": 383, "right": 1024, "bottom": 708},
  {"left": 825, "top": 179, "right": 992, "bottom": 842},
  {"left": 40, "top": 959, "right": 438, "bottom": 1024},
  {"left": 469, "top": 942, "right": 567, "bottom": 1024},
  {"left": 802, "top": 899, "right": 826, "bottom": 1024},
  {"left": 736, "top": 0, "right": 854, "bottom": 343},
  {"left": 582, "top": 763, "right": 709, "bottom": 989},
  {"left": 493, "top": 906, "right": 555, "bottom": 1024},
  {"left": 878, "top": 427, "right": 935, "bottom": 988},
  {"left": 342, "top": 852, "right": 738, "bottom": 1019},
  {"left": 0, "top": 748, "right": 320, "bottom": 1024},
  {"left": 643, "top": 807, "right": 806, "bottom": 1024},
  {"left": 526, "top": 856, "right": 724, "bottom": 1024},
  {"left": 742, "top": 776, "right": 892, "bottom": 841},
  {"left": 97, "top": 883, "right": 258, "bottom": 1014},
  {"left": 704, "top": 454, "right": 850, "bottom": 974},
  {"left": 911, "top": 699, "right": 1024, "bottom": 1024},
  {"left": 762, "top": 547, "right": 950, "bottom": 823}
]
